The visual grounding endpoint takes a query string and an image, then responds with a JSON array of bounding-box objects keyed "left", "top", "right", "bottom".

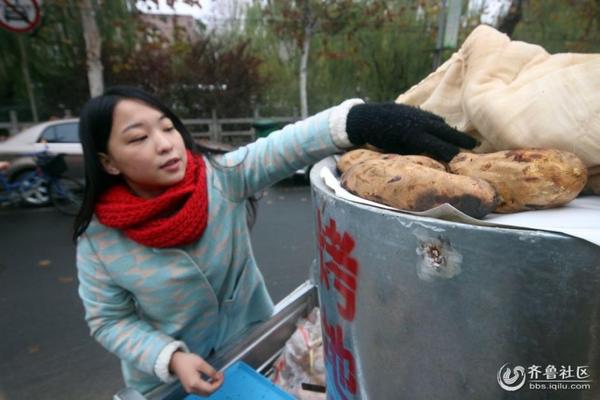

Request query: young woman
[{"left": 74, "top": 86, "right": 476, "bottom": 396}]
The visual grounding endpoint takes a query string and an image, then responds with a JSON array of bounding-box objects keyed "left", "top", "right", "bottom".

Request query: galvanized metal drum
[{"left": 311, "top": 157, "right": 600, "bottom": 400}]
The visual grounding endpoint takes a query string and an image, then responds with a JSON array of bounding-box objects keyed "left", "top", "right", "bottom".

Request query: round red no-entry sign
[{"left": 0, "top": 0, "right": 41, "bottom": 33}]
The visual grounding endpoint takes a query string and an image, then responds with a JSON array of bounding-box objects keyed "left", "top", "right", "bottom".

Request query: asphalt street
[{"left": 0, "top": 178, "right": 315, "bottom": 400}]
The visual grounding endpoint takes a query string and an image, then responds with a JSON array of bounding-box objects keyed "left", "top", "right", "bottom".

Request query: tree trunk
[
  {"left": 299, "top": 0, "right": 313, "bottom": 119},
  {"left": 299, "top": 28, "right": 310, "bottom": 119},
  {"left": 80, "top": 0, "right": 104, "bottom": 97},
  {"left": 498, "top": 0, "right": 524, "bottom": 37}
]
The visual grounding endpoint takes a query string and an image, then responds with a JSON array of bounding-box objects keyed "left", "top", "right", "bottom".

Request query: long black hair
[{"left": 73, "top": 86, "right": 257, "bottom": 241}]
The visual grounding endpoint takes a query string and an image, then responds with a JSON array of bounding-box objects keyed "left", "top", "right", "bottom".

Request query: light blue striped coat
[{"left": 76, "top": 105, "right": 343, "bottom": 393}]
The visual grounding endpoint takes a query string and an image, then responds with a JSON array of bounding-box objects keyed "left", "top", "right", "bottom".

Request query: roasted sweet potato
[
  {"left": 337, "top": 149, "right": 383, "bottom": 174},
  {"left": 393, "top": 155, "right": 446, "bottom": 171},
  {"left": 337, "top": 149, "right": 446, "bottom": 174},
  {"left": 341, "top": 158, "right": 498, "bottom": 218},
  {"left": 449, "top": 149, "right": 588, "bottom": 213}
]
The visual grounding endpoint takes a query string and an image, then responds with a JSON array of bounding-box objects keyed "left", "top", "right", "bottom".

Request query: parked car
[
  {"left": 0, "top": 119, "right": 84, "bottom": 180},
  {"left": 0, "top": 119, "right": 312, "bottom": 206},
  {"left": 293, "top": 164, "right": 312, "bottom": 183}
]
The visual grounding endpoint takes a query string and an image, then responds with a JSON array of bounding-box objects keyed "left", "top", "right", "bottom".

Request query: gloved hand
[{"left": 346, "top": 103, "right": 478, "bottom": 162}]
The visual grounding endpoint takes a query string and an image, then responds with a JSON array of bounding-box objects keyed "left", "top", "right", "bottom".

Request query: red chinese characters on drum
[
  {"left": 317, "top": 212, "right": 358, "bottom": 320},
  {"left": 322, "top": 312, "right": 357, "bottom": 399},
  {"left": 317, "top": 211, "right": 359, "bottom": 399}
]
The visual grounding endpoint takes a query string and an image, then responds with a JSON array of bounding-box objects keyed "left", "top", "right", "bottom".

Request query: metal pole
[
  {"left": 9, "top": 110, "right": 18, "bottom": 136},
  {"left": 17, "top": 35, "right": 39, "bottom": 122},
  {"left": 210, "top": 109, "right": 220, "bottom": 142},
  {"left": 433, "top": 0, "right": 448, "bottom": 70}
]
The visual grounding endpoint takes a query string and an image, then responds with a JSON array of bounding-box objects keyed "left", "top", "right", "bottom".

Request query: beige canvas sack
[{"left": 396, "top": 25, "right": 600, "bottom": 194}]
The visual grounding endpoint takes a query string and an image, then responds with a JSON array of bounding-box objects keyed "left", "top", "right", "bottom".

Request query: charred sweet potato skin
[
  {"left": 449, "top": 149, "right": 588, "bottom": 213},
  {"left": 341, "top": 158, "right": 498, "bottom": 218}
]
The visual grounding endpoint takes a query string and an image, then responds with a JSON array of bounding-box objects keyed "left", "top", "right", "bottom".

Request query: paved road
[{"left": 0, "top": 179, "right": 315, "bottom": 400}]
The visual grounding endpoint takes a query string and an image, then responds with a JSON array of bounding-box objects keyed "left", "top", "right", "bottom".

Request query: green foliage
[
  {"left": 1, "top": 0, "right": 266, "bottom": 120},
  {"left": 1, "top": 0, "right": 117, "bottom": 119},
  {"left": 243, "top": 1, "right": 300, "bottom": 115},
  {"left": 250, "top": 0, "right": 440, "bottom": 113},
  {"left": 307, "top": 3, "right": 438, "bottom": 109},
  {"left": 2, "top": 0, "right": 600, "bottom": 121},
  {"left": 105, "top": 26, "right": 267, "bottom": 117},
  {"left": 0, "top": 0, "right": 86, "bottom": 119},
  {"left": 512, "top": 0, "right": 600, "bottom": 53},
  {"left": 0, "top": 31, "right": 24, "bottom": 113}
]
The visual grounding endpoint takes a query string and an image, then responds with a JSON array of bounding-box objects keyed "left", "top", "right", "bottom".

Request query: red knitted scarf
[{"left": 95, "top": 150, "right": 208, "bottom": 248}]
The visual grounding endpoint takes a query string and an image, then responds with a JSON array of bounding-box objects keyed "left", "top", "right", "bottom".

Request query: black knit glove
[{"left": 346, "top": 103, "right": 477, "bottom": 162}]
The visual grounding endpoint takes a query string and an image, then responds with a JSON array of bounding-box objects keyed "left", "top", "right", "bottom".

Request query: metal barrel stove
[{"left": 311, "top": 157, "right": 600, "bottom": 400}]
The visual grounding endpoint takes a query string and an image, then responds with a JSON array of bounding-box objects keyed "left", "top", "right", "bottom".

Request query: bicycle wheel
[
  {"left": 49, "top": 177, "right": 84, "bottom": 216},
  {"left": 17, "top": 172, "right": 50, "bottom": 206}
]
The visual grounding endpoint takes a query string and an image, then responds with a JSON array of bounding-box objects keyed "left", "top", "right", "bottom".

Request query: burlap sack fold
[{"left": 396, "top": 25, "right": 600, "bottom": 194}]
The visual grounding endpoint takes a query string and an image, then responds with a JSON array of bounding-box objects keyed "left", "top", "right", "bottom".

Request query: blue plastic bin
[{"left": 184, "top": 361, "right": 293, "bottom": 400}]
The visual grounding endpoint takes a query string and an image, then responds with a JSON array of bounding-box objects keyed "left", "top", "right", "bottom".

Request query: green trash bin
[{"left": 252, "top": 119, "right": 286, "bottom": 138}]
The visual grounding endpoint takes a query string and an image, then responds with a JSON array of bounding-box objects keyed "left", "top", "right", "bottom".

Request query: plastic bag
[{"left": 271, "top": 307, "right": 326, "bottom": 400}]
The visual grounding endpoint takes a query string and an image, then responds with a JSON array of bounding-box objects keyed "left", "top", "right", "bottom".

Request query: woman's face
[{"left": 100, "top": 99, "right": 188, "bottom": 198}]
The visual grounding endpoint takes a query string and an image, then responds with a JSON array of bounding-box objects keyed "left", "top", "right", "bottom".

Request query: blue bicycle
[{"left": 0, "top": 152, "right": 84, "bottom": 215}]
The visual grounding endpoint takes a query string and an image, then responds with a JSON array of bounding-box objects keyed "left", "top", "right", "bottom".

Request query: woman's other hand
[
  {"left": 169, "top": 351, "right": 224, "bottom": 396},
  {"left": 346, "top": 102, "right": 478, "bottom": 162}
]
